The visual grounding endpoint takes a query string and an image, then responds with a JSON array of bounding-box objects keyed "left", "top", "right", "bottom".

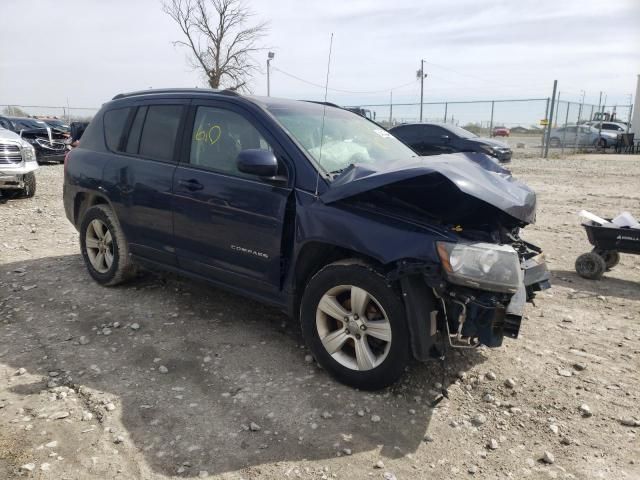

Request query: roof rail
[
  {"left": 111, "top": 88, "right": 241, "bottom": 101},
  {"left": 301, "top": 100, "right": 342, "bottom": 109}
]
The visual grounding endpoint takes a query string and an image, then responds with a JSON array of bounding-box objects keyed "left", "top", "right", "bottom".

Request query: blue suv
[{"left": 63, "top": 89, "right": 550, "bottom": 390}]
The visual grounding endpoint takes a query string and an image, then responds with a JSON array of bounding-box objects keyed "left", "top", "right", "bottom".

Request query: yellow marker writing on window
[{"left": 208, "top": 125, "right": 221, "bottom": 145}]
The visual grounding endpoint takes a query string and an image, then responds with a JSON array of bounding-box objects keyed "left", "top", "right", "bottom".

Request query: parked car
[
  {"left": 63, "top": 89, "right": 550, "bottom": 390},
  {"left": 0, "top": 116, "right": 67, "bottom": 163},
  {"left": 39, "top": 118, "right": 71, "bottom": 135},
  {"left": 389, "top": 123, "right": 512, "bottom": 163},
  {"left": 583, "top": 121, "right": 628, "bottom": 133},
  {"left": 548, "top": 124, "right": 619, "bottom": 148},
  {"left": 492, "top": 126, "right": 510, "bottom": 137},
  {"left": 0, "top": 127, "right": 38, "bottom": 198}
]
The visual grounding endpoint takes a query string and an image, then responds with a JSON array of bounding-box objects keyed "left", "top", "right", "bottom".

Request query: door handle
[{"left": 178, "top": 179, "right": 204, "bottom": 191}]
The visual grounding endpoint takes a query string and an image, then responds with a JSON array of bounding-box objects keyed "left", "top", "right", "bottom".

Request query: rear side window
[
  {"left": 103, "top": 108, "right": 131, "bottom": 151},
  {"left": 137, "top": 105, "right": 183, "bottom": 162},
  {"left": 125, "top": 106, "right": 148, "bottom": 154}
]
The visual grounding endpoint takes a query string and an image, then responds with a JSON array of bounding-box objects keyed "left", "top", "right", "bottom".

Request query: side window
[
  {"left": 138, "top": 105, "right": 183, "bottom": 162},
  {"left": 125, "top": 106, "right": 148, "bottom": 154},
  {"left": 422, "top": 126, "right": 443, "bottom": 137},
  {"left": 0, "top": 118, "right": 11, "bottom": 130},
  {"left": 392, "top": 126, "right": 417, "bottom": 143},
  {"left": 189, "top": 106, "right": 273, "bottom": 178},
  {"left": 103, "top": 108, "right": 131, "bottom": 151}
]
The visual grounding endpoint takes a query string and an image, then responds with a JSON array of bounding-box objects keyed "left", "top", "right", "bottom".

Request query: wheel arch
[
  {"left": 74, "top": 191, "right": 113, "bottom": 227},
  {"left": 290, "top": 241, "right": 386, "bottom": 317}
]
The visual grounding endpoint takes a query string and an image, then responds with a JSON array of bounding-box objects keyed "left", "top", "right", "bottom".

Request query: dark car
[
  {"left": 390, "top": 123, "right": 513, "bottom": 163},
  {"left": 63, "top": 89, "right": 549, "bottom": 390},
  {"left": 40, "top": 118, "right": 71, "bottom": 134},
  {"left": 0, "top": 115, "right": 67, "bottom": 163}
]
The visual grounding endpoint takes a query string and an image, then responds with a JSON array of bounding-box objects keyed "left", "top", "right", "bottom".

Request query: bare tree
[{"left": 163, "top": 0, "right": 268, "bottom": 91}]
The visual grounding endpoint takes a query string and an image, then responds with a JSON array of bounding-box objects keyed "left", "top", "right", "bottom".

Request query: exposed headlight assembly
[
  {"left": 21, "top": 143, "right": 36, "bottom": 162},
  {"left": 437, "top": 241, "right": 522, "bottom": 293}
]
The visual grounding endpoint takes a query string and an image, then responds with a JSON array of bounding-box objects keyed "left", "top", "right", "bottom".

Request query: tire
[
  {"left": 575, "top": 252, "right": 606, "bottom": 280},
  {"left": 549, "top": 137, "right": 561, "bottom": 148},
  {"left": 79, "top": 204, "right": 135, "bottom": 286},
  {"left": 593, "top": 249, "right": 620, "bottom": 270},
  {"left": 300, "top": 260, "right": 410, "bottom": 390},
  {"left": 595, "top": 138, "right": 606, "bottom": 150},
  {"left": 18, "top": 172, "right": 36, "bottom": 198}
]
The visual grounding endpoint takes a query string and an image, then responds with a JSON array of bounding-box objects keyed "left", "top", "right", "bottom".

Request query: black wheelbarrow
[{"left": 575, "top": 220, "right": 640, "bottom": 280}]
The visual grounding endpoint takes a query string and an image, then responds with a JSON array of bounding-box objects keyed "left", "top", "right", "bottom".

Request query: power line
[{"left": 270, "top": 66, "right": 418, "bottom": 94}]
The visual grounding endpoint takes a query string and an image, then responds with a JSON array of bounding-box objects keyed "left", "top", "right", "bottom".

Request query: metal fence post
[
  {"left": 561, "top": 102, "right": 570, "bottom": 155},
  {"left": 544, "top": 80, "right": 558, "bottom": 158},
  {"left": 489, "top": 101, "right": 495, "bottom": 137},
  {"left": 444, "top": 102, "right": 448, "bottom": 123},
  {"left": 541, "top": 97, "right": 550, "bottom": 156}
]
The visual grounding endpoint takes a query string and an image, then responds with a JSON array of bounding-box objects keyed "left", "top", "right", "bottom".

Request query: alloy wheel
[
  {"left": 85, "top": 219, "right": 114, "bottom": 273},
  {"left": 315, "top": 285, "right": 392, "bottom": 371}
]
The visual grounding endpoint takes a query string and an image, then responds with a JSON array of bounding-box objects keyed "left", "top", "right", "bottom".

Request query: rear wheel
[
  {"left": 300, "top": 261, "right": 410, "bottom": 390},
  {"left": 575, "top": 252, "right": 606, "bottom": 280},
  {"left": 593, "top": 249, "right": 620, "bottom": 270},
  {"left": 80, "top": 204, "right": 135, "bottom": 286}
]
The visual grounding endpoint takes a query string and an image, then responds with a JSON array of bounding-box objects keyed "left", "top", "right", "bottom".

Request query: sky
[{"left": 1, "top": 0, "right": 638, "bottom": 124}]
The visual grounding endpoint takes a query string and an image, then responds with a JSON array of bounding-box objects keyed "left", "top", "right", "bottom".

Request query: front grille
[{"left": 0, "top": 143, "right": 22, "bottom": 165}]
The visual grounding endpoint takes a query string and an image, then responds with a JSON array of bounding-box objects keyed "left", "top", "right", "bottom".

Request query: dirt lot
[{"left": 1, "top": 154, "right": 639, "bottom": 480}]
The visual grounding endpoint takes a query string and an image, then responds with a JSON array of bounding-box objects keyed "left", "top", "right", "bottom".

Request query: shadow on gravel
[
  {"left": 551, "top": 269, "right": 640, "bottom": 301},
  {"left": 1, "top": 254, "right": 486, "bottom": 477}
]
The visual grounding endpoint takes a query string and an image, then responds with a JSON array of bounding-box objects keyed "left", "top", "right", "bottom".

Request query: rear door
[
  {"left": 102, "top": 100, "right": 188, "bottom": 265},
  {"left": 172, "top": 101, "right": 292, "bottom": 297}
]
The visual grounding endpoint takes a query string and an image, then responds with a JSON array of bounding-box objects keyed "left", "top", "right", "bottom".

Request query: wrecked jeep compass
[{"left": 63, "top": 89, "right": 550, "bottom": 390}]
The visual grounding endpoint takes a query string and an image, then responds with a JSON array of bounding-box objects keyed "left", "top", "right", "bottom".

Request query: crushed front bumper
[{"left": 396, "top": 245, "right": 551, "bottom": 360}]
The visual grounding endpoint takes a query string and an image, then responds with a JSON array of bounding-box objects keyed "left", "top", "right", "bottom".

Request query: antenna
[{"left": 314, "top": 33, "right": 334, "bottom": 197}]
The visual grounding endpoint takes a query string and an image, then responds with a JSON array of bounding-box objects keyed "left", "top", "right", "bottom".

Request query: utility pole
[
  {"left": 544, "top": 80, "right": 558, "bottom": 159},
  {"left": 597, "top": 91, "right": 602, "bottom": 116},
  {"left": 267, "top": 52, "right": 275, "bottom": 96},
  {"left": 417, "top": 60, "right": 427, "bottom": 122}
]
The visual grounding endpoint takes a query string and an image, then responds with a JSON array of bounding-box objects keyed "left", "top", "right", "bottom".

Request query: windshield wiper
[{"left": 328, "top": 163, "right": 354, "bottom": 178}]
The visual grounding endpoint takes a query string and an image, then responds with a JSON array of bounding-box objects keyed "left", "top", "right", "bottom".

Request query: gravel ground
[{"left": 1, "top": 154, "right": 639, "bottom": 480}]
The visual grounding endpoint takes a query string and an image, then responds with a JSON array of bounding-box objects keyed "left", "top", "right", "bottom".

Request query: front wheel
[
  {"left": 300, "top": 261, "right": 410, "bottom": 390},
  {"left": 19, "top": 172, "right": 36, "bottom": 198},
  {"left": 79, "top": 204, "right": 135, "bottom": 286},
  {"left": 575, "top": 252, "right": 606, "bottom": 280}
]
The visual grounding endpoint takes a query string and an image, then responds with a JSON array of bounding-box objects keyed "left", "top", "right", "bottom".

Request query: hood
[
  {"left": 469, "top": 137, "right": 510, "bottom": 149},
  {"left": 321, "top": 152, "right": 536, "bottom": 226}
]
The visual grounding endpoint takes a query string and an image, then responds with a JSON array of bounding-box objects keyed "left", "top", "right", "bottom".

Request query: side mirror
[{"left": 236, "top": 149, "right": 278, "bottom": 177}]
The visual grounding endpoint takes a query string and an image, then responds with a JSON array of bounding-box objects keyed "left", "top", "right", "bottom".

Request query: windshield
[
  {"left": 444, "top": 124, "right": 477, "bottom": 139},
  {"left": 266, "top": 102, "right": 417, "bottom": 176}
]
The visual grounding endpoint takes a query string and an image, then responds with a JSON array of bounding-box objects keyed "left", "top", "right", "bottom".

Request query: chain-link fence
[
  {"left": 346, "top": 98, "right": 633, "bottom": 157},
  {"left": 0, "top": 104, "right": 99, "bottom": 123},
  {"left": 1, "top": 98, "right": 633, "bottom": 157}
]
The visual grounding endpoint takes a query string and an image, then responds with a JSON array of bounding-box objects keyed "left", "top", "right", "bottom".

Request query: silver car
[
  {"left": 0, "top": 127, "right": 39, "bottom": 198},
  {"left": 548, "top": 124, "right": 618, "bottom": 148}
]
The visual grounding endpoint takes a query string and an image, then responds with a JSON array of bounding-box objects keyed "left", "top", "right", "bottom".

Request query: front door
[{"left": 172, "top": 102, "right": 292, "bottom": 297}]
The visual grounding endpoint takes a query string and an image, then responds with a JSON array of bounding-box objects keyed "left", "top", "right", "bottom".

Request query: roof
[{"left": 111, "top": 88, "right": 240, "bottom": 100}]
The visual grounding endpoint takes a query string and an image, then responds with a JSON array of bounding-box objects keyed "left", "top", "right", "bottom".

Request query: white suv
[{"left": 0, "top": 127, "right": 39, "bottom": 198}]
